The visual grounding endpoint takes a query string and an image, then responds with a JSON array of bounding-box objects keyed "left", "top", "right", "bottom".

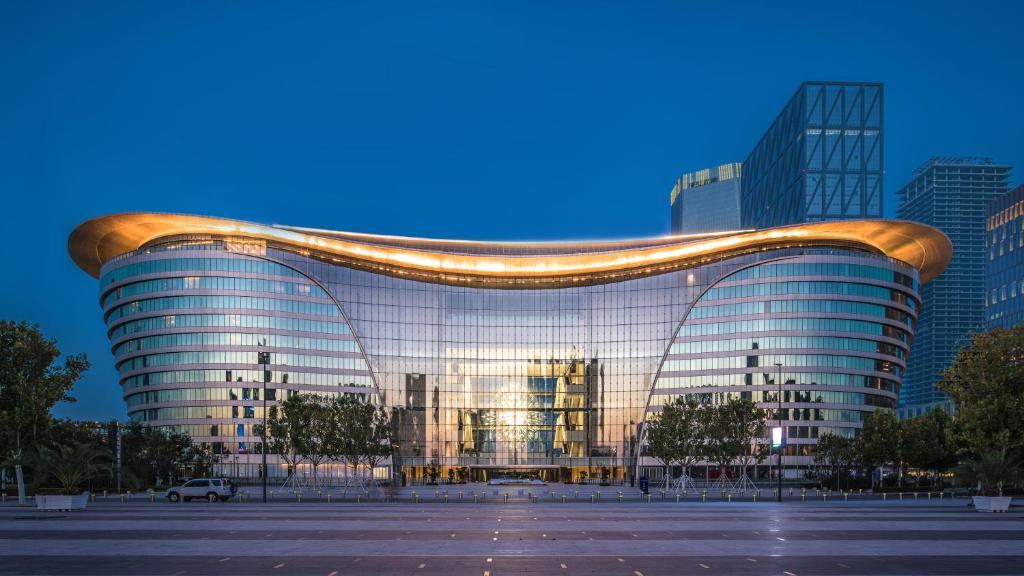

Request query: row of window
[
  {"left": 677, "top": 317, "right": 911, "bottom": 342},
  {"left": 122, "top": 368, "right": 375, "bottom": 390},
  {"left": 126, "top": 387, "right": 373, "bottom": 407},
  {"left": 102, "top": 257, "right": 306, "bottom": 286},
  {"left": 103, "top": 275, "right": 326, "bottom": 307},
  {"left": 106, "top": 295, "right": 340, "bottom": 322},
  {"left": 702, "top": 281, "right": 913, "bottom": 308},
  {"left": 662, "top": 354, "right": 900, "bottom": 376},
  {"left": 114, "top": 332, "right": 360, "bottom": 358},
  {"left": 652, "top": 396, "right": 867, "bottom": 423},
  {"left": 669, "top": 335, "right": 904, "bottom": 359},
  {"left": 689, "top": 298, "right": 912, "bottom": 324},
  {"left": 117, "top": 351, "right": 369, "bottom": 373},
  {"left": 648, "top": 389, "right": 893, "bottom": 408},
  {"left": 653, "top": 372, "right": 899, "bottom": 393},
  {"left": 131, "top": 405, "right": 269, "bottom": 421},
  {"left": 723, "top": 261, "right": 916, "bottom": 290},
  {"left": 110, "top": 313, "right": 352, "bottom": 339}
]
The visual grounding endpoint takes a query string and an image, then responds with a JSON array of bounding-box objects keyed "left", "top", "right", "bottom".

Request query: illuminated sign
[{"left": 225, "top": 238, "right": 267, "bottom": 256}]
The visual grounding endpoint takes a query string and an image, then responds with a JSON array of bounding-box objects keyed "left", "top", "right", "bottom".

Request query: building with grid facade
[
  {"left": 895, "top": 158, "right": 1012, "bottom": 419},
  {"left": 741, "top": 81, "right": 884, "bottom": 229},
  {"left": 669, "top": 163, "right": 743, "bottom": 235},
  {"left": 985, "top": 185, "right": 1024, "bottom": 331},
  {"left": 70, "top": 213, "right": 949, "bottom": 483}
]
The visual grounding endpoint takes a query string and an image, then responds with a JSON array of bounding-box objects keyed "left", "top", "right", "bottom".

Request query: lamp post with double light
[
  {"left": 775, "top": 361, "right": 783, "bottom": 502},
  {"left": 259, "top": 345, "right": 271, "bottom": 504}
]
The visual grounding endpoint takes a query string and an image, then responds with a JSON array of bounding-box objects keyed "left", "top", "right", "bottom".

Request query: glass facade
[
  {"left": 985, "top": 184, "right": 1024, "bottom": 331},
  {"left": 669, "top": 163, "right": 742, "bottom": 234},
  {"left": 896, "top": 157, "right": 1012, "bottom": 419},
  {"left": 741, "top": 81, "right": 883, "bottom": 229},
  {"left": 88, "top": 218, "right": 929, "bottom": 485}
]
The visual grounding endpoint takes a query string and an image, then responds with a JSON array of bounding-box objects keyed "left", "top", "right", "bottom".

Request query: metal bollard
[
  {"left": 676, "top": 493, "right": 680, "bottom": 503},
  {"left": 844, "top": 492, "right": 848, "bottom": 501},
  {"left": 701, "top": 490, "right": 707, "bottom": 503},
  {"left": 444, "top": 494, "right": 449, "bottom": 504},
  {"left": 801, "top": 490, "right": 806, "bottom": 502},
  {"left": 883, "top": 492, "right": 887, "bottom": 501},
  {"left": 927, "top": 492, "right": 932, "bottom": 500},
  {"left": 120, "top": 493, "right": 125, "bottom": 503},
  {"left": 727, "top": 493, "right": 731, "bottom": 503},
  {"left": 459, "top": 491, "right": 464, "bottom": 502},
  {"left": 822, "top": 492, "right": 828, "bottom": 501},
  {"left": 789, "top": 488, "right": 794, "bottom": 497},
  {"left": 899, "top": 492, "right": 903, "bottom": 501},
  {"left": 504, "top": 493, "right": 509, "bottom": 504},
  {"left": 327, "top": 493, "right": 331, "bottom": 503},
  {"left": 618, "top": 492, "right": 623, "bottom": 503},
  {"left": 753, "top": 492, "right": 757, "bottom": 503},
  {"left": 590, "top": 493, "right": 596, "bottom": 504},
  {"left": 645, "top": 494, "right": 652, "bottom": 503},
  {"left": 914, "top": 492, "right": 919, "bottom": 500},
  {"left": 149, "top": 491, "right": 155, "bottom": 503}
]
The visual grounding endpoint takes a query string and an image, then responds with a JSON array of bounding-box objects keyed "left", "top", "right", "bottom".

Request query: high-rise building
[
  {"left": 70, "top": 213, "right": 949, "bottom": 483},
  {"left": 669, "top": 163, "right": 743, "bottom": 234},
  {"left": 896, "top": 157, "right": 1012, "bottom": 418},
  {"left": 741, "top": 81, "right": 884, "bottom": 229},
  {"left": 985, "top": 185, "right": 1024, "bottom": 331}
]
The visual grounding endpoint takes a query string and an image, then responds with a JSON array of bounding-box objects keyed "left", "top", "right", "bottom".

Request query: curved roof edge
[{"left": 68, "top": 212, "right": 952, "bottom": 286}]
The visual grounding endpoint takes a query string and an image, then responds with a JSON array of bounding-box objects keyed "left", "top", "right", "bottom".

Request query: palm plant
[{"left": 38, "top": 442, "right": 110, "bottom": 495}]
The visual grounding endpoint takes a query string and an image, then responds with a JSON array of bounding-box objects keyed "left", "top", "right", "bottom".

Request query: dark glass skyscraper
[
  {"left": 741, "top": 81, "right": 884, "bottom": 229},
  {"left": 896, "top": 157, "right": 1012, "bottom": 418},
  {"left": 669, "top": 163, "right": 742, "bottom": 234},
  {"left": 985, "top": 185, "right": 1024, "bottom": 331}
]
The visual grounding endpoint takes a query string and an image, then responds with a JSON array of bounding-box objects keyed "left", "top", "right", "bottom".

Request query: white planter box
[
  {"left": 973, "top": 495, "right": 1013, "bottom": 512},
  {"left": 36, "top": 493, "right": 90, "bottom": 511}
]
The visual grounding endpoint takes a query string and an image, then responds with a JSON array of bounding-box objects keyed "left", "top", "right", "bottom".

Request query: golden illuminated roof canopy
[{"left": 68, "top": 213, "right": 952, "bottom": 287}]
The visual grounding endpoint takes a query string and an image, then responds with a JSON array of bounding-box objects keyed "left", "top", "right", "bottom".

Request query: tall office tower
[
  {"left": 985, "top": 185, "right": 1024, "bottom": 331},
  {"left": 896, "top": 157, "right": 1012, "bottom": 418},
  {"left": 669, "top": 163, "right": 743, "bottom": 234},
  {"left": 741, "top": 81, "right": 884, "bottom": 229}
]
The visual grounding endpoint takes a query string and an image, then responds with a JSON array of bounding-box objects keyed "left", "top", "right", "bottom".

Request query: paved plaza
[{"left": 1, "top": 498, "right": 1022, "bottom": 575}]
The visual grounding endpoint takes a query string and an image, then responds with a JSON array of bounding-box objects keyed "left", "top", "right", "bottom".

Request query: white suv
[{"left": 166, "top": 478, "right": 236, "bottom": 502}]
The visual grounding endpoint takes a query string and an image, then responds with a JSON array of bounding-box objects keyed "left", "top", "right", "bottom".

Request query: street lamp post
[
  {"left": 259, "top": 345, "right": 271, "bottom": 504},
  {"left": 775, "top": 361, "right": 783, "bottom": 502}
]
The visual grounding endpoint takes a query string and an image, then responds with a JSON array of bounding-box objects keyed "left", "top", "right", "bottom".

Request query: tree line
[{"left": 255, "top": 393, "right": 392, "bottom": 490}]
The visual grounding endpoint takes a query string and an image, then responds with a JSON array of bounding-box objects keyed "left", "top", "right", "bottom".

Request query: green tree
[
  {"left": 900, "top": 408, "right": 957, "bottom": 488},
  {"left": 856, "top": 410, "right": 901, "bottom": 489},
  {"left": 724, "top": 398, "right": 770, "bottom": 489},
  {"left": 938, "top": 327, "right": 1024, "bottom": 495},
  {"left": 331, "top": 394, "right": 393, "bottom": 490},
  {"left": 37, "top": 442, "right": 110, "bottom": 495},
  {"left": 814, "top": 433, "right": 856, "bottom": 490},
  {"left": 645, "top": 397, "right": 706, "bottom": 489},
  {"left": 0, "top": 321, "right": 89, "bottom": 504},
  {"left": 704, "top": 400, "right": 747, "bottom": 490},
  {"left": 255, "top": 396, "right": 305, "bottom": 489},
  {"left": 288, "top": 394, "right": 333, "bottom": 489},
  {"left": 120, "top": 422, "right": 198, "bottom": 489}
]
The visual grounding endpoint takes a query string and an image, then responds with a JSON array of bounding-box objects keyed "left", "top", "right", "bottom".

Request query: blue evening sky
[{"left": 1, "top": 1, "right": 1021, "bottom": 421}]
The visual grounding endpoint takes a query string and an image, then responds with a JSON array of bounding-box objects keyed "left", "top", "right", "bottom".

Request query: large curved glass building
[{"left": 69, "top": 213, "right": 950, "bottom": 485}]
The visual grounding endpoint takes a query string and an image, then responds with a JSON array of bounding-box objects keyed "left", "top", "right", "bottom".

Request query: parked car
[{"left": 166, "top": 478, "right": 236, "bottom": 502}]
